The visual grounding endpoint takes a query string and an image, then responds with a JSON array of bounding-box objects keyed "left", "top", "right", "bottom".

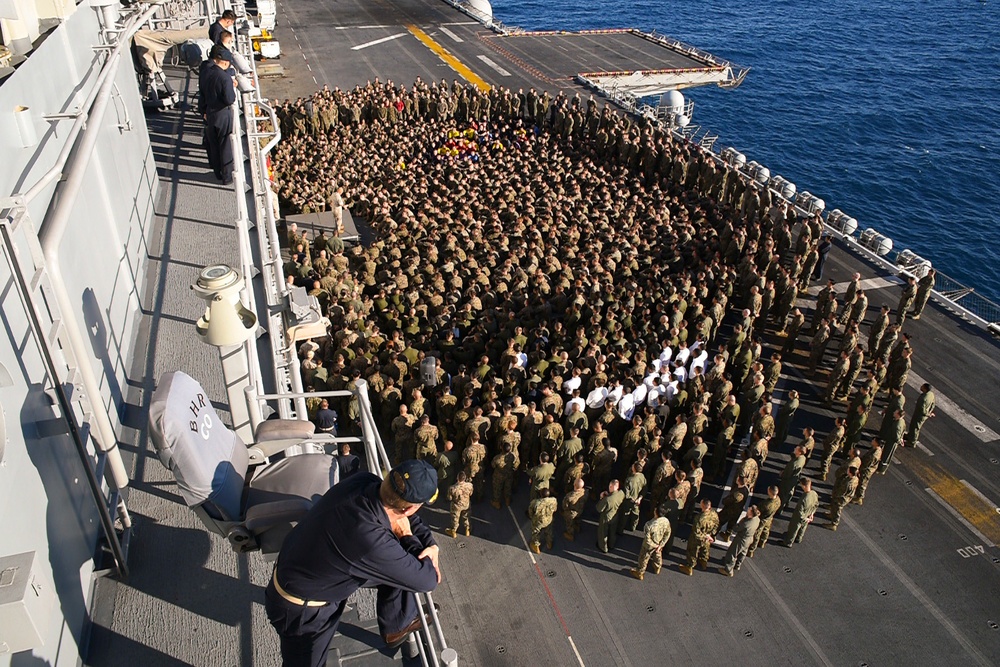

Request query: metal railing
[
  {"left": 643, "top": 28, "right": 750, "bottom": 85},
  {"left": 219, "top": 1, "right": 458, "bottom": 661},
  {"left": 353, "top": 380, "right": 456, "bottom": 667},
  {"left": 251, "top": 383, "right": 457, "bottom": 666},
  {"left": 703, "top": 143, "right": 1000, "bottom": 329},
  {"left": 583, "top": 74, "right": 1000, "bottom": 332},
  {"left": 437, "top": 0, "right": 522, "bottom": 35},
  {"left": 223, "top": 0, "right": 310, "bottom": 423}
]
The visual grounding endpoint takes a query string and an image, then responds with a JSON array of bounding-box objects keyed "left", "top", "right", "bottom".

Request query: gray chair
[{"left": 148, "top": 370, "right": 338, "bottom": 558}]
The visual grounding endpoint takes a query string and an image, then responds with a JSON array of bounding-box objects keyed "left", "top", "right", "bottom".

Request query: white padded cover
[{"left": 148, "top": 371, "right": 248, "bottom": 519}]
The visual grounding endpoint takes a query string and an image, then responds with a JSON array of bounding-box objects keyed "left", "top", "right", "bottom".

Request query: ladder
[{"left": 0, "top": 201, "right": 131, "bottom": 576}]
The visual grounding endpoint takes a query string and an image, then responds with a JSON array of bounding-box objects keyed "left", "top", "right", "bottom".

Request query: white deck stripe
[
  {"left": 335, "top": 25, "right": 392, "bottom": 30},
  {"left": 914, "top": 441, "right": 935, "bottom": 456},
  {"left": 442, "top": 21, "right": 479, "bottom": 25},
  {"left": 439, "top": 26, "right": 464, "bottom": 42},
  {"left": 960, "top": 479, "right": 1000, "bottom": 512},
  {"left": 351, "top": 32, "right": 408, "bottom": 51},
  {"left": 508, "top": 508, "right": 585, "bottom": 666},
  {"left": 907, "top": 371, "right": 999, "bottom": 442},
  {"left": 925, "top": 488, "right": 995, "bottom": 547},
  {"left": 476, "top": 54, "right": 511, "bottom": 76},
  {"left": 567, "top": 636, "right": 586, "bottom": 667},
  {"left": 844, "top": 511, "right": 993, "bottom": 666},
  {"left": 507, "top": 506, "right": 536, "bottom": 564}
]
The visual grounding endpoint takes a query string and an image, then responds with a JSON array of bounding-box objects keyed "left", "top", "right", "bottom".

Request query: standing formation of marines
[{"left": 277, "top": 78, "right": 937, "bottom": 581}]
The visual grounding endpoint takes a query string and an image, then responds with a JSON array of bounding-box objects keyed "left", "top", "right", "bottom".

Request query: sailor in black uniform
[
  {"left": 198, "top": 45, "right": 236, "bottom": 184},
  {"left": 265, "top": 459, "right": 441, "bottom": 667},
  {"left": 208, "top": 9, "right": 236, "bottom": 45}
]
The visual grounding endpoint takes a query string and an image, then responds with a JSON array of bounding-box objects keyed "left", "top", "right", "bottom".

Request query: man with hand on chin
[{"left": 265, "top": 459, "right": 441, "bottom": 666}]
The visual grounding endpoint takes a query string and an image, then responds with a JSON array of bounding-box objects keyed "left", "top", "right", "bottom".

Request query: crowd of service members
[{"left": 272, "top": 78, "right": 936, "bottom": 579}]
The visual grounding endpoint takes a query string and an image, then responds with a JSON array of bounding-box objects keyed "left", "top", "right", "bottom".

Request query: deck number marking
[{"left": 957, "top": 545, "right": 985, "bottom": 558}]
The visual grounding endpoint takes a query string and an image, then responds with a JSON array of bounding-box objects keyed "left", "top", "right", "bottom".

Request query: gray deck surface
[
  {"left": 85, "top": 65, "right": 281, "bottom": 667},
  {"left": 85, "top": 0, "right": 1000, "bottom": 666}
]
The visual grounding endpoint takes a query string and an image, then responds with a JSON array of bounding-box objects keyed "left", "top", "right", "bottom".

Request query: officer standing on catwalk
[{"left": 198, "top": 45, "right": 236, "bottom": 184}]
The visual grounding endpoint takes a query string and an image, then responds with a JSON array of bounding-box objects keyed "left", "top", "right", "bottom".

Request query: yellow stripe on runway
[
  {"left": 905, "top": 454, "right": 1000, "bottom": 544},
  {"left": 406, "top": 24, "right": 491, "bottom": 92}
]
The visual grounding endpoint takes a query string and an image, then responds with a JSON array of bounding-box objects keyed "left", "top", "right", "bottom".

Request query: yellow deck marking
[
  {"left": 406, "top": 25, "right": 491, "bottom": 92},
  {"left": 905, "top": 454, "right": 1000, "bottom": 544}
]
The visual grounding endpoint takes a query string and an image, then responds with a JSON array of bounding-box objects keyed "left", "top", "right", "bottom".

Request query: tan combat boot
[
  {"left": 444, "top": 528, "right": 457, "bottom": 538},
  {"left": 629, "top": 568, "right": 644, "bottom": 581},
  {"left": 529, "top": 542, "right": 540, "bottom": 554},
  {"left": 678, "top": 564, "right": 694, "bottom": 576}
]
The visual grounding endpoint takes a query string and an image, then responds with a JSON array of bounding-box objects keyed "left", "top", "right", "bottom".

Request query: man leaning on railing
[{"left": 264, "top": 459, "right": 441, "bottom": 667}]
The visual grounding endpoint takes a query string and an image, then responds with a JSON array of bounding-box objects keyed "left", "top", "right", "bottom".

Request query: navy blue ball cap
[
  {"left": 391, "top": 459, "right": 439, "bottom": 505},
  {"left": 210, "top": 44, "right": 233, "bottom": 62}
]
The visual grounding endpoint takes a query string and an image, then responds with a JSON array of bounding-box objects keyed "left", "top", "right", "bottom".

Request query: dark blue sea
[{"left": 492, "top": 0, "right": 1000, "bottom": 303}]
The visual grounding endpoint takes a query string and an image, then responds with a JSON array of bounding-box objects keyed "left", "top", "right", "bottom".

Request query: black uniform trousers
[
  {"left": 198, "top": 60, "right": 236, "bottom": 182},
  {"left": 264, "top": 578, "right": 420, "bottom": 667},
  {"left": 205, "top": 107, "right": 233, "bottom": 182}
]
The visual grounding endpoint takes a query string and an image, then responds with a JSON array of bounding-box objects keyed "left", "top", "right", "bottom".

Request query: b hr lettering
[{"left": 187, "top": 393, "right": 212, "bottom": 439}]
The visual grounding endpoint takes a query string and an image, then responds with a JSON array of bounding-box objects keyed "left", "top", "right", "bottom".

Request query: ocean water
[{"left": 491, "top": 0, "right": 1000, "bottom": 303}]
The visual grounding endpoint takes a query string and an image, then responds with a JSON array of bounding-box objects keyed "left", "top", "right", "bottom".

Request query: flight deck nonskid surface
[
  {"left": 88, "top": 0, "right": 1000, "bottom": 665},
  {"left": 263, "top": 4, "right": 1000, "bottom": 663}
]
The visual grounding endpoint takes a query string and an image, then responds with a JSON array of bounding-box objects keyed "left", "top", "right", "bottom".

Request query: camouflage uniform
[
  {"left": 748, "top": 494, "right": 781, "bottom": 557},
  {"left": 683, "top": 507, "right": 720, "bottom": 569},
  {"left": 561, "top": 487, "right": 587, "bottom": 539},
  {"left": 827, "top": 473, "right": 858, "bottom": 530},
  {"left": 529, "top": 495, "right": 559, "bottom": 551},
  {"left": 462, "top": 442, "right": 487, "bottom": 500},
  {"left": 528, "top": 461, "right": 555, "bottom": 501},
  {"left": 853, "top": 445, "right": 883, "bottom": 505},
  {"left": 490, "top": 451, "right": 517, "bottom": 508},
  {"left": 635, "top": 517, "right": 671, "bottom": 576},
  {"left": 595, "top": 489, "right": 625, "bottom": 553},
  {"left": 782, "top": 489, "right": 819, "bottom": 546},
  {"left": 414, "top": 423, "right": 439, "bottom": 461},
  {"left": 618, "top": 471, "right": 647, "bottom": 533},
  {"left": 718, "top": 484, "right": 748, "bottom": 538},
  {"left": 447, "top": 480, "right": 474, "bottom": 536}
]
